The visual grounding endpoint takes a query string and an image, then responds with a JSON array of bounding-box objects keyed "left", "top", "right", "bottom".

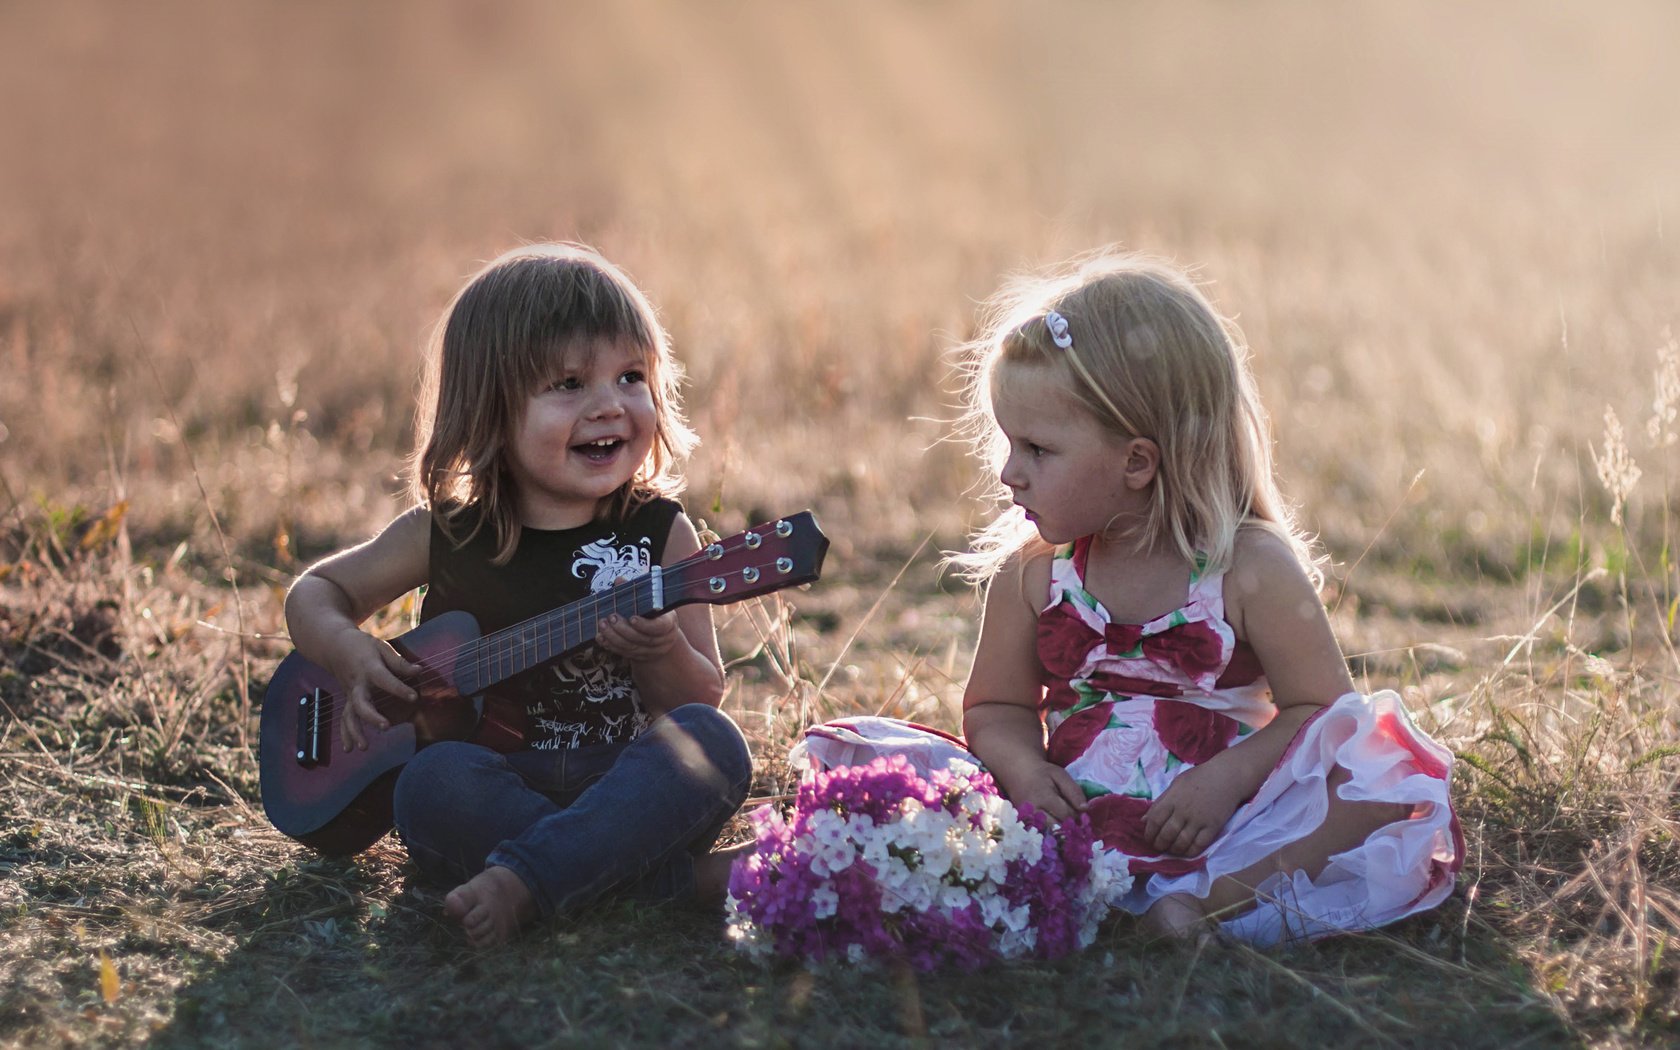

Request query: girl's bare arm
[
  {"left": 962, "top": 554, "right": 1088, "bottom": 821},
  {"left": 283, "top": 506, "right": 431, "bottom": 750}
]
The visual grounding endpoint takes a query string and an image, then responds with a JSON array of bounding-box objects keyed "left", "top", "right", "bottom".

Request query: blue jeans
[{"left": 391, "top": 704, "right": 752, "bottom": 918}]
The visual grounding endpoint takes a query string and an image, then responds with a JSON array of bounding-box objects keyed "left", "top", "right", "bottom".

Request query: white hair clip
[{"left": 1045, "top": 310, "right": 1074, "bottom": 350}]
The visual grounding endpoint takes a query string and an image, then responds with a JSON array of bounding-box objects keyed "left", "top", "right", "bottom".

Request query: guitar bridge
[{"left": 295, "top": 687, "right": 332, "bottom": 768}]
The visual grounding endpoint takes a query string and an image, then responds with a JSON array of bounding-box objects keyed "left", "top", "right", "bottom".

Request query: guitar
[{"left": 259, "top": 510, "right": 828, "bottom": 856}]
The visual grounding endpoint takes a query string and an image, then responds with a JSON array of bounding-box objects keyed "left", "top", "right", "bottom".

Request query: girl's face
[
  {"left": 991, "top": 363, "right": 1149, "bottom": 545},
  {"left": 504, "top": 337, "right": 658, "bottom": 529}
]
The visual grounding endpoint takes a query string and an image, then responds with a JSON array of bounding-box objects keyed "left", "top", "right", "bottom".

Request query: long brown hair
[{"left": 408, "top": 243, "right": 697, "bottom": 563}]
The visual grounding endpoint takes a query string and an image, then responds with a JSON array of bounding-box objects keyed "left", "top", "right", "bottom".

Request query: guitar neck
[
  {"left": 457, "top": 573, "right": 663, "bottom": 695},
  {"left": 451, "top": 510, "right": 828, "bottom": 697}
]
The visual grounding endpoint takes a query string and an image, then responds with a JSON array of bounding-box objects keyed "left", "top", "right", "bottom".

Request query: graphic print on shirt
[{"left": 528, "top": 533, "right": 655, "bottom": 749}]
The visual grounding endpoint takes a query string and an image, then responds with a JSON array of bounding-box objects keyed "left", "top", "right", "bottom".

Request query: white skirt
[{"left": 793, "top": 690, "right": 1462, "bottom": 947}]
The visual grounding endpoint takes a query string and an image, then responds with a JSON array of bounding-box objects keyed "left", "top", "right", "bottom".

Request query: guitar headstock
[{"left": 667, "top": 510, "right": 829, "bottom": 606}]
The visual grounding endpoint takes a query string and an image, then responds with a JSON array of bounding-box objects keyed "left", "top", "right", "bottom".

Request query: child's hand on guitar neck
[
  {"left": 594, "top": 611, "right": 678, "bottom": 658},
  {"left": 595, "top": 607, "right": 680, "bottom": 663},
  {"left": 593, "top": 570, "right": 684, "bottom": 664},
  {"left": 325, "top": 626, "right": 422, "bottom": 752}
]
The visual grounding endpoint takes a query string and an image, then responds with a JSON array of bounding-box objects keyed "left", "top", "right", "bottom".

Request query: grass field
[{"left": 2, "top": 2, "right": 1678, "bottom": 1046}]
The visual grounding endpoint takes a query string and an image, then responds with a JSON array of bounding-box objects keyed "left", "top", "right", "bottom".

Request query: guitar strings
[
  {"left": 356, "top": 564, "right": 779, "bottom": 718},
  {"left": 442, "top": 529, "right": 797, "bottom": 676},
  {"left": 326, "top": 539, "right": 807, "bottom": 721}
]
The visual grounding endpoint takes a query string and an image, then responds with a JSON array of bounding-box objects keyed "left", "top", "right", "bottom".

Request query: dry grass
[{"left": 3, "top": 1, "right": 1679, "bottom": 1046}]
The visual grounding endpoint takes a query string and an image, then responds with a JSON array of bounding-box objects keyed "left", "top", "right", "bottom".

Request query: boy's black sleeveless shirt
[{"left": 419, "top": 497, "right": 683, "bottom": 750}]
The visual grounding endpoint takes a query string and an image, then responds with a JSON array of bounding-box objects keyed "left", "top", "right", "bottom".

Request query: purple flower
[{"left": 725, "top": 754, "right": 1132, "bottom": 970}]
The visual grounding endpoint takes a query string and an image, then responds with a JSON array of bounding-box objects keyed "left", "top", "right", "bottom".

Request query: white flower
[
  {"left": 859, "top": 829, "right": 893, "bottom": 870},
  {"left": 997, "top": 819, "right": 1043, "bottom": 866},
  {"left": 957, "top": 829, "right": 1007, "bottom": 884},
  {"left": 729, "top": 761, "right": 1133, "bottom": 970},
  {"left": 876, "top": 856, "right": 916, "bottom": 913},
  {"left": 996, "top": 924, "right": 1039, "bottom": 959},
  {"left": 896, "top": 806, "right": 958, "bottom": 875},
  {"left": 807, "top": 809, "right": 849, "bottom": 849},
  {"left": 945, "top": 757, "right": 981, "bottom": 779}
]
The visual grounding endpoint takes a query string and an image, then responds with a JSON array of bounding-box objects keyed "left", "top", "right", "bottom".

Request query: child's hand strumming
[{"left": 324, "top": 627, "right": 420, "bottom": 752}]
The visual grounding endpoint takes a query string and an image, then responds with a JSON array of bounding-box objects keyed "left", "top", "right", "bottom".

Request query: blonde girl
[
  {"left": 284, "top": 244, "right": 750, "bottom": 948},
  {"left": 806, "top": 250, "right": 1461, "bottom": 944}
]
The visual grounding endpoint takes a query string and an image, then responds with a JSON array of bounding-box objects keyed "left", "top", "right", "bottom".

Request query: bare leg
[
  {"left": 445, "top": 865, "right": 537, "bottom": 948},
  {"left": 1143, "top": 766, "right": 1412, "bottom": 938},
  {"left": 1140, "top": 892, "right": 1213, "bottom": 941}
]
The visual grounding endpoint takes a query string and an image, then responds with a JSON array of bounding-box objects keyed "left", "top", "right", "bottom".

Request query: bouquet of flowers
[{"left": 725, "top": 754, "right": 1131, "bottom": 971}]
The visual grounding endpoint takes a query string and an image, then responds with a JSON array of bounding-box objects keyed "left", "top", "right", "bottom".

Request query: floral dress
[{"left": 799, "top": 538, "right": 1463, "bottom": 946}]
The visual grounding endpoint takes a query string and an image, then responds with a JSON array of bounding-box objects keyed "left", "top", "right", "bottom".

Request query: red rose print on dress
[
  {"left": 1046, "top": 701, "right": 1114, "bottom": 765},
  {"left": 1153, "top": 699, "right": 1239, "bottom": 765},
  {"left": 1103, "top": 622, "right": 1144, "bottom": 656},
  {"left": 1086, "top": 794, "right": 1205, "bottom": 877},
  {"left": 1141, "top": 620, "right": 1227, "bottom": 680},
  {"left": 1037, "top": 605, "right": 1103, "bottom": 680},
  {"left": 1041, "top": 679, "right": 1081, "bottom": 712},
  {"left": 1087, "top": 669, "right": 1185, "bottom": 700}
]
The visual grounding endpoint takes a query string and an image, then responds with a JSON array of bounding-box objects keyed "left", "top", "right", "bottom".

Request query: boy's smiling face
[{"left": 504, "top": 337, "right": 657, "bottom": 530}]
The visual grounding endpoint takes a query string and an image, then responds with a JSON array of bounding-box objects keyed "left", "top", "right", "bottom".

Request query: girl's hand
[
  {"left": 326, "top": 627, "right": 420, "bottom": 752},
  {"left": 281, "top": 507, "right": 431, "bottom": 753},
  {"left": 994, "top": 757, "right": 1090, "bottom": 824},
  {"left": 1143, "top": 762, "right": 1243, "bottom": 856},
  {"left": 595, "top": 609, "right": 681, "bottom": 663}
]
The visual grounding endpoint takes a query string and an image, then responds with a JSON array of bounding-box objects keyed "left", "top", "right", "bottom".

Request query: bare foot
[
  {"left": 1142, "top": 892, "right": 1216, "bottom": 943},
  {"left": 693, "top": 842, "right": 755, "bottom": 905},
  {"left": 444, "top": 865, "right": 536, "bottom": 948}
]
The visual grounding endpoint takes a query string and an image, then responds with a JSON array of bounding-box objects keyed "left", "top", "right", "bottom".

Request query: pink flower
[
  {"left": 726, "top": 754, "right": 1130, "bottom": 970},
  {"left": 1036, "top": 605, "right": 1102, "bottom": 679},
  {"left": 1141, "top": 620, "right": 1227, "bottom": 679},
  {"left": 1153, "top": 700, "right": 1239, "bottom": 766}
]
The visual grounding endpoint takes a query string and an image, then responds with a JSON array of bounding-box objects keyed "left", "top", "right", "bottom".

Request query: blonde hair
[
  {"left": 409, "top": 243, "right": 698, "bottom": 564},
  {"left": 952, "top": 249, "right": 1319, "bottom": 586}
]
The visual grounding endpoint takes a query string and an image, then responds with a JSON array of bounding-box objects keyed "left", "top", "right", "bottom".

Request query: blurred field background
[{"left": 2, "top": 1, "right": 1678, "bottom": 1046}]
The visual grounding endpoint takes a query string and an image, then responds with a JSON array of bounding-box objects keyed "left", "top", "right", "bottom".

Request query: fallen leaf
[
  {"left": 80, "top": 500, "right": 130, "bottom": 551},
  {"left": 100, "top": 950, "right": 120, "bottom": 1004}
]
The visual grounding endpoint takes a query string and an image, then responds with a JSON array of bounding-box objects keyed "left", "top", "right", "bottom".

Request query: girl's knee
[
  {"left": 393, "top": 741, "right": 499, "bottom": 825},
  {"left": 658, "top": 704, "right": 752, "bottom": 797}
]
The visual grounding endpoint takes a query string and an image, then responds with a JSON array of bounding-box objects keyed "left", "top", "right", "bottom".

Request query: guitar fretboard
[{"left": 455, "top": 573, "right": 659, "bottom": 695}]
